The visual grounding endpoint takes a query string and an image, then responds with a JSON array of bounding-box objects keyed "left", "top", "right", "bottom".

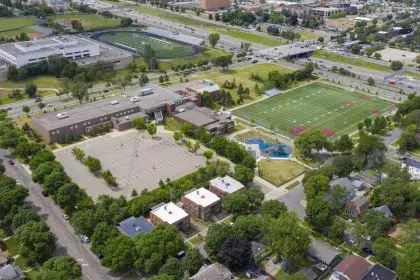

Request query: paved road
[
  {"left": 380, "top": 127, "right": 402, "bottom": 158},
  {"left": 0, "top": 149, "right": 118, "bottom": 280}
]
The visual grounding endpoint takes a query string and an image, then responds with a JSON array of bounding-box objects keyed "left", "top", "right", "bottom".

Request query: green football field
[
  {"left": 234, "top": 82, "right": 395, "bottom": 139},
  {"left": 97, "top": 32, "right": 196, "bottom": 58}
]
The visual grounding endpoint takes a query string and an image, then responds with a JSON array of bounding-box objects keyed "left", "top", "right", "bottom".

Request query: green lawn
[
  {"left": 258, "top": 159, "right": 306, "bottom": 186},
  {"left": 4, "top": 238, "right": 20, "bottom": 256},
  {"left": 0, "top": 228, "right": 11, "bottom": 239},
  {"left": 297, "top": 30, "right": 320, "bottom": 41},
  {"left": 234, "top": 82, "right": 394, "bottom": 139},
  {"left": 51, "top": 14, "right": 120, "bottom": 30},
  {"left": 13, "top": 255, "right": 34, "bottom": 271},
  {"left": 188, "top": 234, "right": 204, "bottom": 246},
  {"left": 0, "top": 76, "right": 64, "bottom": 90},
  {"left": 0, "top": 89, "right": 55, "bottom": 105},
  {"left": 0, "top": 17, "right": 37, "bottom": 32},
  {"left": 136, "top": 6, "right": 282, "bottom": 46},
  {"left": 163, "top": 117, "right": 182, "bottom": 131}
]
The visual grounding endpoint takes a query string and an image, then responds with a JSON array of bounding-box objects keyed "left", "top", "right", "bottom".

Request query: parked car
[
  {"left": 79, "top": 234, "right": 90, "bottom": 243},
  {"left": 96, "top": 252, "right": 104, "bottom": 259},
  {"left": 63, "top": 214, "right": 69, "bottom": 220},
  {"left": 41, "top": 191, "right": 49, "bottom": 197},
  {"left": 34, "top": 96, "right": 42, "bottom": 103},
  {"left": 408, "top": 85, "right": 413, "bottom": 89},
  {"left": 204, "top": 258, "right": 212, "bottom": 265},
  {"left": 362, "top": 247, "right": 374, "bottom": 255},
  {"left": 273, "top": 257, "right": 279, "bottom": 264},
  {"left": 6, "top": 107, "right": 12, "bottom": 111},
  {"left": 8, "top": 160, "right": 14, "bottom": 165}
]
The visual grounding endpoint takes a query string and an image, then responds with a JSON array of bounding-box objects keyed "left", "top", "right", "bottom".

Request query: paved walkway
[{"left": 264, "top": 174, "right": 304, "bottom": 201}]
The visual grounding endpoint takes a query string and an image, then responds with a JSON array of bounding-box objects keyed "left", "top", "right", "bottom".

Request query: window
[
  {"left": 28, "top": 58, "right": 37, "bottom": 61},
  {"left": 75, "top": 125, "right": 78, "bottom": 128},
  {"left": 56, "top": 130, "right": 59, "bottom": 133},
  {"left": 88, "top": 122, "right": 90, "bottom": 125},
  {"left": 70, "top": 126, "right": 73, "bottom": 129},
  {"left": 52, "top": 132, "right": 55, "bottom": 135},
  {"left": 84, "top": 123, "right": 86, "bottom": 126}
]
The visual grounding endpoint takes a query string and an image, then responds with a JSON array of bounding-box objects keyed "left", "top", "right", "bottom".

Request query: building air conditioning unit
[{"left": 57, "top": 112, "right": 68, "bottom": 119}]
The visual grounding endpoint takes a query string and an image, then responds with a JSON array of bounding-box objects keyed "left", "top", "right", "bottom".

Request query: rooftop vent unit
[
  {"left": 168, "top": 211, "right": 172, "bottom": 214},
  {"left": 135, "top": 227, "right": 142, "bottom": 231},
  {"left": 57, "top": 112, "right": 68, "bottom": 119}
]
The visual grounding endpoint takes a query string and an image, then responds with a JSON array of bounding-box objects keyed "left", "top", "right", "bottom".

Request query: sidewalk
[{"left": 264, "top": 174, "right": 304, "bottom": 201}]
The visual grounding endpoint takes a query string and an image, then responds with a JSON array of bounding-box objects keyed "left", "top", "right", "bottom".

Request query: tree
[
  {"left": 91, "top": 222, "right": 119, "bottom": 255},
  {"left": 102, "top": 235, "right": 136, "bottom": 271},
  {"left": 11, "top": 206, "right": 40, "bottom": 230},
  {"left": 57, "top": 182, "right": 83, "bottom": 215},
  {"left": 132, "top": 118, "right": 147, "bottom": 131},
  {"left": 295, "top": 128, "right": 331, "bottom": 158},
  {"left": 397, "top": 243, "right": 420, "bottom": 280},
  {"left": 32, "top": 161, "right": 63, "bottom": 184},
  {"left": 146, "top": 123, "right": 157, "bottom": 137},
  {"left": 334, "top": 134, "right": 353, "bottom": 153},
  {"left": 182, "top": 248, "right": 203, "bottom": 276},
  {"left": 372, "top": 238, "right": 396, "bottom": 267},
  {"left": 150, "top": 275, "right": 174, "bottom": 280},
  {"left": 15, "top": 221, "right": 55, "bottom": 264},
  {"left": 328, "top": 217, "right": 347, "bottom": 243},
  {"left": 285, "top": 273, "right": 311, "bottom": 280},
  {"left": 351, "top": 43, "right": 362, "bottom": 54},
  {"left": 85, "top": 156, "right": 102, "bottom": 174},
  {"left": 36, "top": 256, "right": 82, "bottom": 280},
  {"left": 219, "top": 236, "right": 252, "bottom": 271},
  {"left": 71, "top": 147, "right": 85, "bottom": 161},
  {"left": 305, "top": 196, "right": 334, "bottom": 230},
  {"left": 25, "top": 83, "right": 37, "bottom": 97},
  {"left": 139, "top": 74, "right": 149, "bottom": 86},
  {"left": 265, "top": 212, "right": 310, "bottom": 272},
  {"left": 211, "top": 55, "right": 233, "bottom": 70},
  {"left": 330, "top": 184, "right": 351, "bottom": 211},
  {"left": 373, "top": 52, "right": 382, "bottom": 59},
  {"left": 43, "top": 171, "right": 70, "bottom": 195},
  {"left": 71, "top": 82, "right": 89, "bottom": 104},
  {"left": 22, "top": 105, "right": 30, "bottom": 115},
  {"left": 159, "top": 257, "right": 183, "bottom": 279},
  {"left": 332, "top": 155, "right": 354, "bottom": 177},
  {"left": 398, "top": 124, "right": 418, "bottom": 154},
  {"left": 303, "top": 174, "right": 330, "bottom": 200},
  {"left": 173, "top": 131, "right": 183, "bottom": 142},
  {"left": 368, "top": 77, "right": 375, "bottom": 86},
  {"left": 261, "top": 200, "right": 287, "bottom": 219},
  {"left": 208, "top": 33, "right": 220, "bottom": 47},
  {"left": 143, "top": 44, "right": 156, "bottom": 68},
  {"left": 222, "top": 191, "right": 250, "bottom": 216},
  {"left": 370, "top": 178, "right": 407, "bottom": 217},
  {"left": 233, "top": 214, "right": 263, "bottom": 240},
  {"left": 362, "top": 209, "right": 392, "bottom": 240},
  {"left": 233, "top": 164, "right": 254, "bottom": 184},
  {"left": 390, "top": 60, "right": 404, "bottom": 71},
  {"left": 245, "top": 188, "right": 264, "bottom": 208},
  {"left": 355, "top": 135, "right": 386, "bottom": 168},
  {"left": 205, "top": 223, "right": 235, "bottom": 255},
  {"left": 120, "top": 17, "right": 133, "bottom": 26},
  {"left": 7, "top": 65, "right": 18, "bottom": 81},
  {"left": 201, "top": 91, "right": 213, "bottom": 108},
  {"left": 38, "top": 102, "right": 46, "bottom": 109},
  {"left": 364, "top": 118, "right": 372, "bottom": 128},
  {"left": 203, "top": 150, "right": 213, "bottom": 160},
  {"left": 134, "top": 224, "right": 184, "bottom": 273},
  {"left": 399, "top": 219, "right": 420, "bottom": 244},
  {"left": 101, "top": 170, "right": 117, "bottom": 186}
]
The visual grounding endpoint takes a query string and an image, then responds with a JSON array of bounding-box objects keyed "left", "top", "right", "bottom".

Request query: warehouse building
[
  {"left": 150, "top": 202, "right": 190, "bottom": 231},
  {"left": 0, "top": 36, "right": 100, "bottom": 68},
  {"left": 181, "top": 187, "right": 221, "bottom": 220}
]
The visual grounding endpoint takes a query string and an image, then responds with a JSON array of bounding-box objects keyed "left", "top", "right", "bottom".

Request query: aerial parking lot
[{"left": 54, "top": 130, "right": 206, "bottom": 201}]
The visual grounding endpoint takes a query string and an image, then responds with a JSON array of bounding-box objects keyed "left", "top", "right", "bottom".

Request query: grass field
[
  {"left": 0, "top": 76, "right": 64, "bottom": 90},
  {"left": 136, "top": 5, "right": 282, "bottom": 46},
  {"left": 0, "top": 17, "right": 39, "bottom": 39},
  {"left": 0, "top": 89, "right": 55, "bottom": 105},
  {"left": 234, "top": 82, "right": 394, "bottom": 139},
  {"left": 258, "top": 159, "right": 305, "bottom": 186},
  {"left": 297, "top": 30, "right": 320, "bottom": 41},
  {"left": 97, "top": 31, "right": 196, "bottom": 58},
  {"left": 52, "top": 14, "right": 120, "bottom": 30}
]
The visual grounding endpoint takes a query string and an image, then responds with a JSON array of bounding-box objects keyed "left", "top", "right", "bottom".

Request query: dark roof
[
  {"left": 360, "top": 263, "right": 397, "bottom": 280},
  {"left": 374, "top": 205, "right": 393, "bottom": 218},
  {"left": 329, "top": 178, "right": 356, "bottom": 204},
  {"left": 335, "top": 254, "right": 372, "bottom": 280},
  {"left": 117, "top": 216, "right": 154, "bottom": 238},
  {"left": 307, "top": 240, "right": 341, "bottom": 266},
  {"left": 404, "top": 157, "right": 420, "bottom": 169},
  {"left": 0, "top": 264, "right": 25, "bottom": 279},
  {"left": 251, "top": 241, "right": 266, "bottom": 257},
  {"left": 350, "top": 195, "right": 370, "bottom": 210}
]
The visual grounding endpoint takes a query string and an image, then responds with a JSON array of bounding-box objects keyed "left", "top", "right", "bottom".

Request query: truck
[{"left": 139, "top": 88, "right": 153, "bottom": 96}]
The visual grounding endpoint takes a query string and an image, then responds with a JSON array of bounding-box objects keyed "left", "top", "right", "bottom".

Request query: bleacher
[{"left": 145, "top": 27, "right": 204, "bottom": 46}]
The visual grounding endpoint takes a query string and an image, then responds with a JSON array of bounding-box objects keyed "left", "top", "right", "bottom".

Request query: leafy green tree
[
  {"left": 219, "top": 236, "right": 252, "bottom": 271},
  {"left": 332, "top": 155, "right": 354, "bottom": 177},
  {"left": 303, "top": 174, "right": 330, "bottom": 200},
  {"left": 261, "top": 200, "right": 287, "bottom": 219},
  {"left": 57, "top": 182, "right": 83, "bottom": 214},
  {"left": 362, "top": 209, "right": 392, "bottom": 240},
  {"left": 233, "top": 215, "right": 263, "bottom": 240},
  {"left": 25, "top": 83, "right": 37, "bottom": 97},
  {"left": 159, "top": 257, "right": 183, "bottom": 279},
  {"left": 372, "top": 237, "right": 396, "bottom": 267},
  {"left": 36, "top": 256, "right": 82, "bottom": 280},
  {"left": 355, "top": 135, "right": 386, "bottom": 168},
  {"left": 203, "top": 150, "right": 213, "bottom": 160},
  {"left": 368, "top": 77, "right": 375, "bottom": 86},
  {"left": 143, "top": 44, "right": 156, "bottom": 68},
  {"left": 295, "top": 128, "right": 331, "bottom": 158},
  {"left": 150, "top": 275, "right": 174, "bottom": 280},
  {"left": 32, "top": 161, "right": 63, "bottom": 183},
  {"left": 305, "top": 196, "right": 334, "bottom": 230},
  {"left": 132, "top": 118, "right": 147, "bottom": 131},
  {"left": 208, "top": 33, "right": 220, "bottom": 47},
  {"left": 120, "top": 17, "right": 133, "bottom": 26},
  {"left": 102, "top": 235, "right": 137, "bottom": 271},
  {"left": 211, "top": 55, "right": 233, "bottom": 70},
  {"left": 390, "top": 60, "right": 404, "bottom": 71},
  {"left": 370, "top": 177, "right": 406, "bottom": 216},
  {"left": 397, "top": 242, "right": 420, "bottom": 280},
  {"left": 205, "top": 223, "right": 235, "bottom": 255},
  {"left": 91, "top": 222, "right": 119, "bottom": 255},
  {"left": 29, "top": 149, "right": 55, "bottom": 170},
  {"left": 43, "top": 171, "right": 70, "bottom": 195},
  {"left": 399, "top": 219, "right": 420, "bottom": 244},
  {"left": 182, "top": 248, "right": 203, "bottom": 276},
  {"left": 374, "top": 52, "right": 382, "bottom": 59},
  {"left": 134, "top": 224, "right": 184, "bottom": 273},
  {"left": 11, "top": 206, "right": 40, "bottom": 231},
  {"left": 101, "top": 170, "right": 117, "bottom": 186},
  {"left": 201, "top": 91, "right": 213, "bottom": 108},
  {"left": 15, "top": 221, "right": 55, "bottom": 264},
  {"left": 22, "top": 105, "right": 30, "bottom": 115},
  {"left": 233, "top": 164, "right": 254, "bottom": 184},
  {"left": 285, "top": 273, "right": 311, "bottom": 280},
  {"left": 70, "top": 209, "right": 97, "bottom": 236},
  {"left": 71, "top": 147, "right": 85, "bottom": 161},
  {"left": 334, "top": 134, "right": 353, "bottom": 153},
  {"left": 330, "top": 184, "right": 351, "bottom": 211},
  {"left": 139, "top": 74, "right": 149, "bottom": 86},
  {"left": 146, "top": 123, "right": 157, "bottom": 137},
  {"left": 7, "top": 65, "right": 18, "bottom": 81},
  {"left": 85, "top": 156, "right": 102, "bottom": 174},
  {"left": 328, "top": 217, "right": 347, "bottom": 243},
  {"left": 398, "top": 124, "right": 418, "bottom": 154},
  {"left": 222, "top": 191, "right": 250, "bottom": 216},
  {"left": 70, "top": 82, "right": 89, "bottom": 104}
]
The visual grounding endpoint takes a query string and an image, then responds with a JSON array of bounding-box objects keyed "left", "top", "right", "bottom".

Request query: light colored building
[
  {"left": 150, "top": 202, "right": 190, "bottom": 230},
  {"left": 310, "top": 7, "right": 345, "bottom": 18},
  {"left": 209, "top": 175, "right": 245, "bottom": 198},
  {"left": 200, "top": 0, "right": 230, "bottom": 10},
  {"left": 181, "top": 187, "right": 221, "bottom": 220},
  {"left": 0, "top": 36, "right": 100, "bottom": 68},
  {"left": 402, "top": 158, "right": 420, "bottom": 180}
]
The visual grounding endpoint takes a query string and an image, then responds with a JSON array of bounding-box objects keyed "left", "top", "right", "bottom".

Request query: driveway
[{"left": 278, "top": 185, "right": 307, "bottom": 219}]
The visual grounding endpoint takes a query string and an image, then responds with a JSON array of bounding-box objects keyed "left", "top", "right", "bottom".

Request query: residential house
[
  {"left": 0, "top": 264, "right": 25, "bottom": 279},
  {"left": 150, "top": 202, "right": 190, "bottom": 231},
  {"left": 360, "top": 263, "right": 397, "bottom": 280},
  {"left": 190, "top": 263, "right": 233, "bottom": 280},
  {"left": 332, "top": 254, "right": 372, "bottom": 280},
  {"left": 209, "top": 175, "right": 245, "bottom": 198},
  {"left": 307, "top": 240, "right": 341, "bottom": 271},
  {"left": 345, "top": 195, "right": 370, "bottom": 218},
  {"left": 117, "top": 216, "right": 154, "bottom": 238},
  {"left": 402, "top": 157, "right": 420, "bottom": 180},
  {"left": 251, "top": 241, "right": 266, "bottom": 258},
  {"left": 352, "top": 180, "right": 365, "bottom": 191},
  {"left": 329, "top": 178, "right": 356, "bottom": 204},
  {"left": 181, "top": 188, "right": 221, "bottom": 220},
  {"left": 374, "top": 205, "right": 394, "bottom": 219}
]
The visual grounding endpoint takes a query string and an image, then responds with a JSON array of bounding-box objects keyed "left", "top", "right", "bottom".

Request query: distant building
[
  {"left": 209, "top": 175, "right": 245, "bottom": 198},
  {"left": 307, "top": 240, "right": 341, "bottom": 271},
  {"left": 345, "top": 195, "right": 370, "bottom": 218},
  {"left": 117, "top": 216, "right": 154, "bottom": 238},
  {"left": 181, "top": 187, "right": 221, "bottom": 220},
  {"left": 402, "top": 157, "right": 420, "bottom": 180},
  {"left": 360, "top": 263, "right": 397, "bottom": 280},
  {"left": 190, "top": 263, "right": 233, "bottom": 280},
  {"left": 0, "top": 36, "right": 100, "bottom": 69},
  {"left": 352, "top": 180, "right": 365, "bottom": 191},
  {"left": 332, "top": 254, "right": 372, "bottom": 280},
  {"left": 0, "top": 264, "right": 25, "bottom": 279},
  {"left": 199, "top": 0, "right": 230, "bottom": 10},
  {"left": 310, "top": 7, "right": 345, "bottom": 18},
  {"left": 150, "top": 202, "right": 190, "bottom": 231},
  {"left": 46, "top": 0, "right": 70, "bottom": 11}
]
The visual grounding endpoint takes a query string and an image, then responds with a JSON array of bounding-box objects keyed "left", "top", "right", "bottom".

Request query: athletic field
[
  {"left": 96, "top": 31, "right": 197, "bottom": 59},
  {"left": 234, "top": 82, "right": 395, "bottom": 139}
]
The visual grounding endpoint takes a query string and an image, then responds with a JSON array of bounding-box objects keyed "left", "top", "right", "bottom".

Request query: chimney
[
  {"left": 164, "top": 205, "right": 166, "bottom": 210},
  {"left": 197, "top": 190, "right": 199, "bottom": 194}
]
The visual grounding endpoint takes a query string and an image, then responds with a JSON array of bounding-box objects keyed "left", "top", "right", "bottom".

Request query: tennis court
[
  {"left": 95, "top": 31, "right": 198, "bottom": 58},
  {"left": 233, "top": 82, "right": 395, "bottom": 139}
]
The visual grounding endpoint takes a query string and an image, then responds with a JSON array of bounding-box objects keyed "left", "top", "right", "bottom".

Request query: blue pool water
[{"left": 244, "top": 138, "right": 290, "bottom": 158}]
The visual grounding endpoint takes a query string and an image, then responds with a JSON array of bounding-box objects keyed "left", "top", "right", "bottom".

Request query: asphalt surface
[{"left": 0, "top": 149, "right": 118, "bottom": 280}]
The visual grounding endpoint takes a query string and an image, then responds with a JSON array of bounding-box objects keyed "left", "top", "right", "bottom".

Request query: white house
[{"left": 402, "top": 158, "right": 420, "bottom": 180}]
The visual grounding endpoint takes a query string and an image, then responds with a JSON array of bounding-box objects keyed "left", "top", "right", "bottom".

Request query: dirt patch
[
  {"left": 345, "top": 101, "right": 354, "bottom": 107},
  {"left": 358, "top": 95, "right": 369, "bottom": 100},
  {"left": 388, "top": 103, "right": 396, "bottom": 108},
  {"left": 371, "top": 109, "right": 381, "bottom": 115},
  {"left": 290, "top": 125, "right": 311, "bottom": 136},
  {"left": 321, "top": 128, "right": 335, "bottom": 137}
]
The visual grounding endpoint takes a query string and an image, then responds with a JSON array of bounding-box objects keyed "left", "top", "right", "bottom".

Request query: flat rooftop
[
  {"left": 32, "top": 96, "right": 139, "bottom": 130},
  {"left": 77, "top": 44, "right": 133, "bottom": 66},
  {"left": 118, "top": 216, "right": 154, "bottom": 238},
  {"left": 151, "top": 202, "right": 189, "bottom": 225},
  {"left": 184, "top": 187, "right": 220, "bottom": 207},
  {"left": 310, "top": 7, "right": 343, "bottom": 12},
  {"left": 210, "top": 175, "right": 245, "bottom": 194},
  {"left": 255, "top": 44, "right": 315, "bottom": 58},
  {"left": 125, "top": 84, "right": 179, "bottom": 110},
  {"left": 174, "top": 108, "right": 216, "bottom": 127}
]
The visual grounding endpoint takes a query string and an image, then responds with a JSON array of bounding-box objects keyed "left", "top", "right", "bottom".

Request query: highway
[{"left": 0, "top": 149, "right": 119, "bottom": 280}]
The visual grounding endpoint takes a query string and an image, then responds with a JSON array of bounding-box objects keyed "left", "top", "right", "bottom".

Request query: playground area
[
  {"left": 234, "top": 82, "right": 394, "bottom": 139},
  {"left": 244, "top": 138, "right": 290, "bottom": 159}
]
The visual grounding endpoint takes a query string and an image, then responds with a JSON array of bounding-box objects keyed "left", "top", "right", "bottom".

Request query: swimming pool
[{"left": 244, "top": 138, "right": 290, "bottom": 159}]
